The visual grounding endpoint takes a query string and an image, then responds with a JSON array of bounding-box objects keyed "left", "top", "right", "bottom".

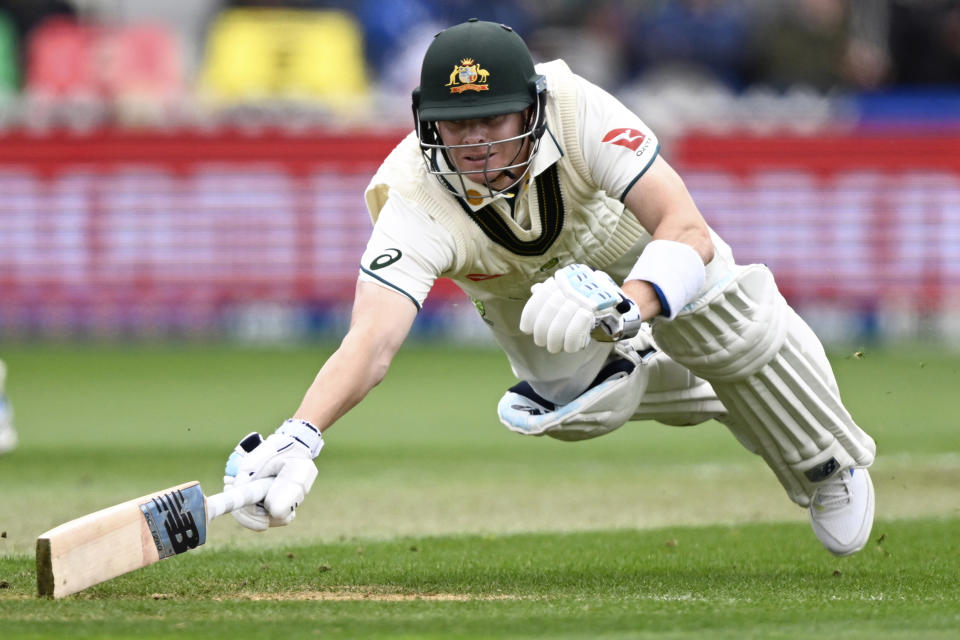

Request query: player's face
[{"left": 435, "top": 111, "right": 531, "bottom": 190}]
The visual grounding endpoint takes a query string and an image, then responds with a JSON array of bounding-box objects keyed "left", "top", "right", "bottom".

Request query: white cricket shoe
[
  {"left": 809, "top": 468, "right": 874, "bottom": 556},
  {"left": 0, "top": 360, "right": 16, "bottom": 455}
]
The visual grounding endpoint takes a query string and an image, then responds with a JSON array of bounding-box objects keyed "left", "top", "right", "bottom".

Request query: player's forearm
[
  {"left": 292, "top": 330, "right": 393, "bottom": 431},
  {"left": 620, "top": 157, "right": 714, "bottom": 320},
  {"left": 290, "top": 281, "right": 418, "bottom": 431},
  {"left": 625, "top": 156, "right": 714, "bottom": 265}
]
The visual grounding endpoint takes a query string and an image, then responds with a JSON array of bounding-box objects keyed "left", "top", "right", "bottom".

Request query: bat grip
[{"left": 206, "top": 478, "right": 273, "bottom": 521}]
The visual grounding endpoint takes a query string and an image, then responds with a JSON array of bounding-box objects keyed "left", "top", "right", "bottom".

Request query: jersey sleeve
[
  {"left": 358, "top": 191, "right": 456, "bottom": 310},
  {"left": 576, "top": 74, "right": 661, "bottom": 202}
]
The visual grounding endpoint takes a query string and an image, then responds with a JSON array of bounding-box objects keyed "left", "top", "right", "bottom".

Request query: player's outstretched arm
[
  {"left": 294, "top": 280, "right": 419, "bottom": 430},
  {"left": 224, "top": 281, "right": 418, "bottom": 531}
]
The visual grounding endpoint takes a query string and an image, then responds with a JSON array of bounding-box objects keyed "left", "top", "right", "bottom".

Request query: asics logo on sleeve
[
  {"left": 370, "top": 248, "right": 402, "bottom": 270},
  {"left": 601, "top": 128, "right": 647, "bottom": 152}
]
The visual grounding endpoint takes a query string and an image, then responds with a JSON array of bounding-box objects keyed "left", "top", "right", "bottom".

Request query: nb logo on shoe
[
  {"left": 512, "top": 404, "right": 547, "bottom": 416},
  {"left": 804, "top": 457, "right": 840, "bottom": 483}
]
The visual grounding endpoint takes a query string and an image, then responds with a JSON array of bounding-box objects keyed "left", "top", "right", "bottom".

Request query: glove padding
[
  {"left": 224, "top": 419, "right": 323, "bottom": 531},
  {"left": 520, "top": 264, "right": 641, "bottom": 353}
]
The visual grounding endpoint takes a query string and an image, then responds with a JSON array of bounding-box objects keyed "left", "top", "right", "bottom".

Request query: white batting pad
[
  {"left": 628, "top": 350, "right": 727, "bottom": 426},
  {"left": 653, "top": 264, "right": 876, "bottom": 505}
]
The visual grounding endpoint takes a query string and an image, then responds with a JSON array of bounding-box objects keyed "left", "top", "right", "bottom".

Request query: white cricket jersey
[{"left": 359, "top": 59, "right": 660, "bottom": 312}]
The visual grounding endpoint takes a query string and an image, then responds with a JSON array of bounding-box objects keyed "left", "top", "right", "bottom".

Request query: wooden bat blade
[{"left": 36, "top": 481, "right": 208, "bottom": 598}]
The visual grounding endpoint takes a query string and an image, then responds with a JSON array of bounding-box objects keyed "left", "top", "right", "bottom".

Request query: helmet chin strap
[{"left": 489, "top": 147, "right": 526, "bottom": 192}]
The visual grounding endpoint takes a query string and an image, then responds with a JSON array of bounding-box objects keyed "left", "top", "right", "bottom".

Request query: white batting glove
[
  {"left": 520, "top": 264, "right": 642, "bottom": 353},
  {"left": 223, "top": 419, "right": 323, "bottom": 531}
]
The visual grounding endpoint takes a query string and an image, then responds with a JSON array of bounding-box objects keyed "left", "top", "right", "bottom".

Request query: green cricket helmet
[{"left": 412, "top": 19, "right": 548, "bottom": 200}]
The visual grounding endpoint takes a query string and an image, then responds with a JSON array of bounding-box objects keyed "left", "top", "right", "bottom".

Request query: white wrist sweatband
[
  {"left": 625, "top": 240, "right": 705, "bottom": 319},
  {"left": 277, "top": 418, "right": 325, "bottom": 458}
]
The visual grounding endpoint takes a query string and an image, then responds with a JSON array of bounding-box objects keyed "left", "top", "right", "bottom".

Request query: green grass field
[{"left": 1, "top": 342, "right": 959, "bottom": 639}]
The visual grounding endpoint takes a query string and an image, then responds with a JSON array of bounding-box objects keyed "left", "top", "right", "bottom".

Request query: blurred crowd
[{"left": 0, "top": 0, "right": 957, "bottom": 130}]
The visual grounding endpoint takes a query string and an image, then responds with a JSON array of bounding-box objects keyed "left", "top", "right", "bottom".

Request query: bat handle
[{"left": 206, "top": 478, "right": 273, "bottom": 521}]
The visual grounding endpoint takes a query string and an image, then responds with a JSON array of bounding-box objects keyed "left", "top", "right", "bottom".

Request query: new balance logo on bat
[
  {"left": 159, "top": 491, "right": 200, "bottom": 554},
  {"left": 140, "top": 485, "right": 207, "bottom": 558}
]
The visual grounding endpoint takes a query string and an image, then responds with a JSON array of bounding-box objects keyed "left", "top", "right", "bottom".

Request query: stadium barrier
[{"left": 1, "top": 129, "right": 958, "bottom": 342}]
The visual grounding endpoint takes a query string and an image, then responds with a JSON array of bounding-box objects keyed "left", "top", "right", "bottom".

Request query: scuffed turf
[
  {"left": 2, "top": 520, "right": 959, "bottom": 639},
  {"left": 1, "top": 343, "right": 958, "bottom": 638}
]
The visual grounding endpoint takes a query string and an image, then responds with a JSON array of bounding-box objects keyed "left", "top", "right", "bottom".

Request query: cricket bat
[{"left": 36, "top": 478, "right": 272, "bottom": 598}]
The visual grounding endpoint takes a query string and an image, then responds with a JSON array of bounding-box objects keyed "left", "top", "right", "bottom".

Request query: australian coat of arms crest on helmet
[{"left": 446, "top": 58, "right": 490, "bottom": 94}]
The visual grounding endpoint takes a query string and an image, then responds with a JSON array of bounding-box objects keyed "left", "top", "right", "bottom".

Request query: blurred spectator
[
  {"left": 0, "top": 0, "right": 75, "bottom": 86},
  {"left": 427, "top": 0, "right": 536, "bottom": 34},
  {"left": 747, "top": 0, "right": 889, "bottom": 92},
  {"left": 354, "top": 0, "right": 441, "bottom": 93},
  {"left": 0, "top": 7, "right": 17, "bottom": 92},
  {"left": 355, "top": 0, "right": 536, "bottom": 88},
  {"left": 0, "top": 0, "right": 957, "bottom": 131},
  {"left": 343, "top": 0, "right": 539, "bottom": 119},
  {"left": 200, "top": 5, "right": 371, "bottom": 115},
  {"left": 748, "top": 0, "right": 849, "bottom": 91},
  {"left": 888, "top": 0, "right": 960, "bottom": 86},
  {"left": 841, "top": 0, "right": 891, "bottom": 90},
  {"left": 525, "top": 1, "right": 630, "bottom": 90},
  {"left": 79, "top": 1, "right": 220, "bottom": 79},
  {"left": 0, "top": 1, "right": 75, "bottom": 40},
  {"left": 628, "top": 0, "right": 753, "bottom": 90},
  {"left": 21, "top": 15, "right": 188, "bottom": 128}
]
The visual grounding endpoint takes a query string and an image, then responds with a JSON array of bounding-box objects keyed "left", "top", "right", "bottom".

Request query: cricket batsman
[{"left": 224, "top": 19, "right": 876, "bottom": 556}]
